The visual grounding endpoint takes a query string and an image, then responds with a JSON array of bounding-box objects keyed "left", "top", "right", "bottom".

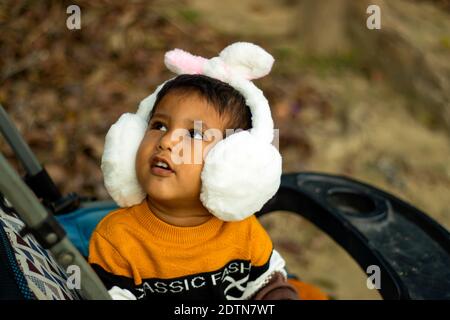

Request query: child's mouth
[{"left": 150, "top": 157, "right": 175, "bottom": 177}]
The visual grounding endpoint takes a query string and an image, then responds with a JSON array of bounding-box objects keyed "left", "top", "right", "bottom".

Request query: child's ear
[{"left": 218, "top": 42, "right": 274, "bottom": 80}]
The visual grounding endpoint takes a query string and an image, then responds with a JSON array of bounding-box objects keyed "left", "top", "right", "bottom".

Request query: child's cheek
[
  {"left": 185, "top": 163, "right": 204, "bottom": 194},
  {"left": 202, "top": 129, "right": 224, "bottom": 159},
  {"left": 181, "top": 160, "right": 203, "bottom": 180}
]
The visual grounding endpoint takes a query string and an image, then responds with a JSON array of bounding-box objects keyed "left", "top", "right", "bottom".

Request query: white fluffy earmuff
[{"left": 101, "top": 42, "right": 282, "bottom": 221}]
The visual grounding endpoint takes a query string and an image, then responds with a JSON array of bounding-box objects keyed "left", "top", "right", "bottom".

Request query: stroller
[{"left": 1, "top": 104, "right": 449, "bottom": 300}]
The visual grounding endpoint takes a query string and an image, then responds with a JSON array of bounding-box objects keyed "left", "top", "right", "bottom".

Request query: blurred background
[{"left": 0, "top": 0, "right": 449, "bottom": 299}]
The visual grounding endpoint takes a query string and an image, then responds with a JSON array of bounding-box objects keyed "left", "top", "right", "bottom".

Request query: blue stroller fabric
[{"left": 56, "top": 201, "right": 118, "bottom": 257}]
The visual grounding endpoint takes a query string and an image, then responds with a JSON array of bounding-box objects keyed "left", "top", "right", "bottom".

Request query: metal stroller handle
[
  {"left": 257, "top": 172, "right": 450, "bottom": 299},
  {"left": 0, "top": 105, "right": 42, "bottom": 176},
  {"left": 0, "top": 152, "right": 111, "bottom": 300},
  {"left": 0, "top": 104, "right": 80, "bottom": 214}
]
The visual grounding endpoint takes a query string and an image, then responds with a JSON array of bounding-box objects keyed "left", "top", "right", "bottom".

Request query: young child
[{"left": 88, "top": 42, "right": 298, "bottom": 300}]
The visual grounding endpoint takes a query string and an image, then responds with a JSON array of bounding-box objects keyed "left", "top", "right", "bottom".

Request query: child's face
[{"left": 135, "top": 90, "right": 227, "bottom": 210}]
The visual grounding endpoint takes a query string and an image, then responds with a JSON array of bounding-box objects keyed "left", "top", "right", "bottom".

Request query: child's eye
[
  {"left": 188, "top": 129, "right": 204, "bottom": 140},
  {"left": 150, "top": 121, "right": 167, "bottom": 132}
]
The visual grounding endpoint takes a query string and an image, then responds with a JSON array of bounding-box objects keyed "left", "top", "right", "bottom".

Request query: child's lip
[{"left": 150, "top": 165, "right": 175, "bottom": 177}]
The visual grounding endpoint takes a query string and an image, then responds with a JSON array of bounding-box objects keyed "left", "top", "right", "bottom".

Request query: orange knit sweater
[{"left": 88, "top": 199, "right": 291, "bottom": 300}]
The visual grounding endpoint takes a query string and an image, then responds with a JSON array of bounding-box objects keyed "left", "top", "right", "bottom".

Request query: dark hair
[{"left": 150, "top": 74, "right": 252, "bottom": 130}]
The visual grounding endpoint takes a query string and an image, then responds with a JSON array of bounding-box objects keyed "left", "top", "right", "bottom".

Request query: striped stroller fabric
[
  {"left": 0, "top": 219, "right": 34, "bottom": 299},
  {"left": 0, "top": 197, "right": 80, "bottom": 300}
]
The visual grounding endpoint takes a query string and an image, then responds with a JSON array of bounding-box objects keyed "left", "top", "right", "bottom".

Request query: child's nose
[
  {"left": 157, "top": 128, "right": 187, "bottom": 151},
  {"left": 157, "top": 131, "right": 174, "bottom": 151}
]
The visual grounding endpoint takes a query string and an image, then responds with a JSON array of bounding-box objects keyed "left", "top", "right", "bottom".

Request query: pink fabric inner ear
[{"left": 165, "top": 49, "right": 207, "bottom": 75}]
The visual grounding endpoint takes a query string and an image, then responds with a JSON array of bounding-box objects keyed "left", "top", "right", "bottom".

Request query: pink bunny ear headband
[{"left": 101, "top": 42, "right": 282, "bottom": 221}]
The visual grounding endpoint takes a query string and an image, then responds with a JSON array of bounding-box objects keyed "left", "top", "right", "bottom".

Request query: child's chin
[
  {"left": 147, "top": 174, "right": 173, "bottom": 185},
  {"left": 146, "top": 186, "right": 173, "bottom": 202}
]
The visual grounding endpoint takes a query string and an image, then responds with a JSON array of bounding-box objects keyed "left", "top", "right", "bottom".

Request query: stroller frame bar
[
  {"left": 0, "top": 104, "right": 42, "bottom": 175},
  {"left": 0, "top": 152, "right": 111, "bottom": 300}
]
